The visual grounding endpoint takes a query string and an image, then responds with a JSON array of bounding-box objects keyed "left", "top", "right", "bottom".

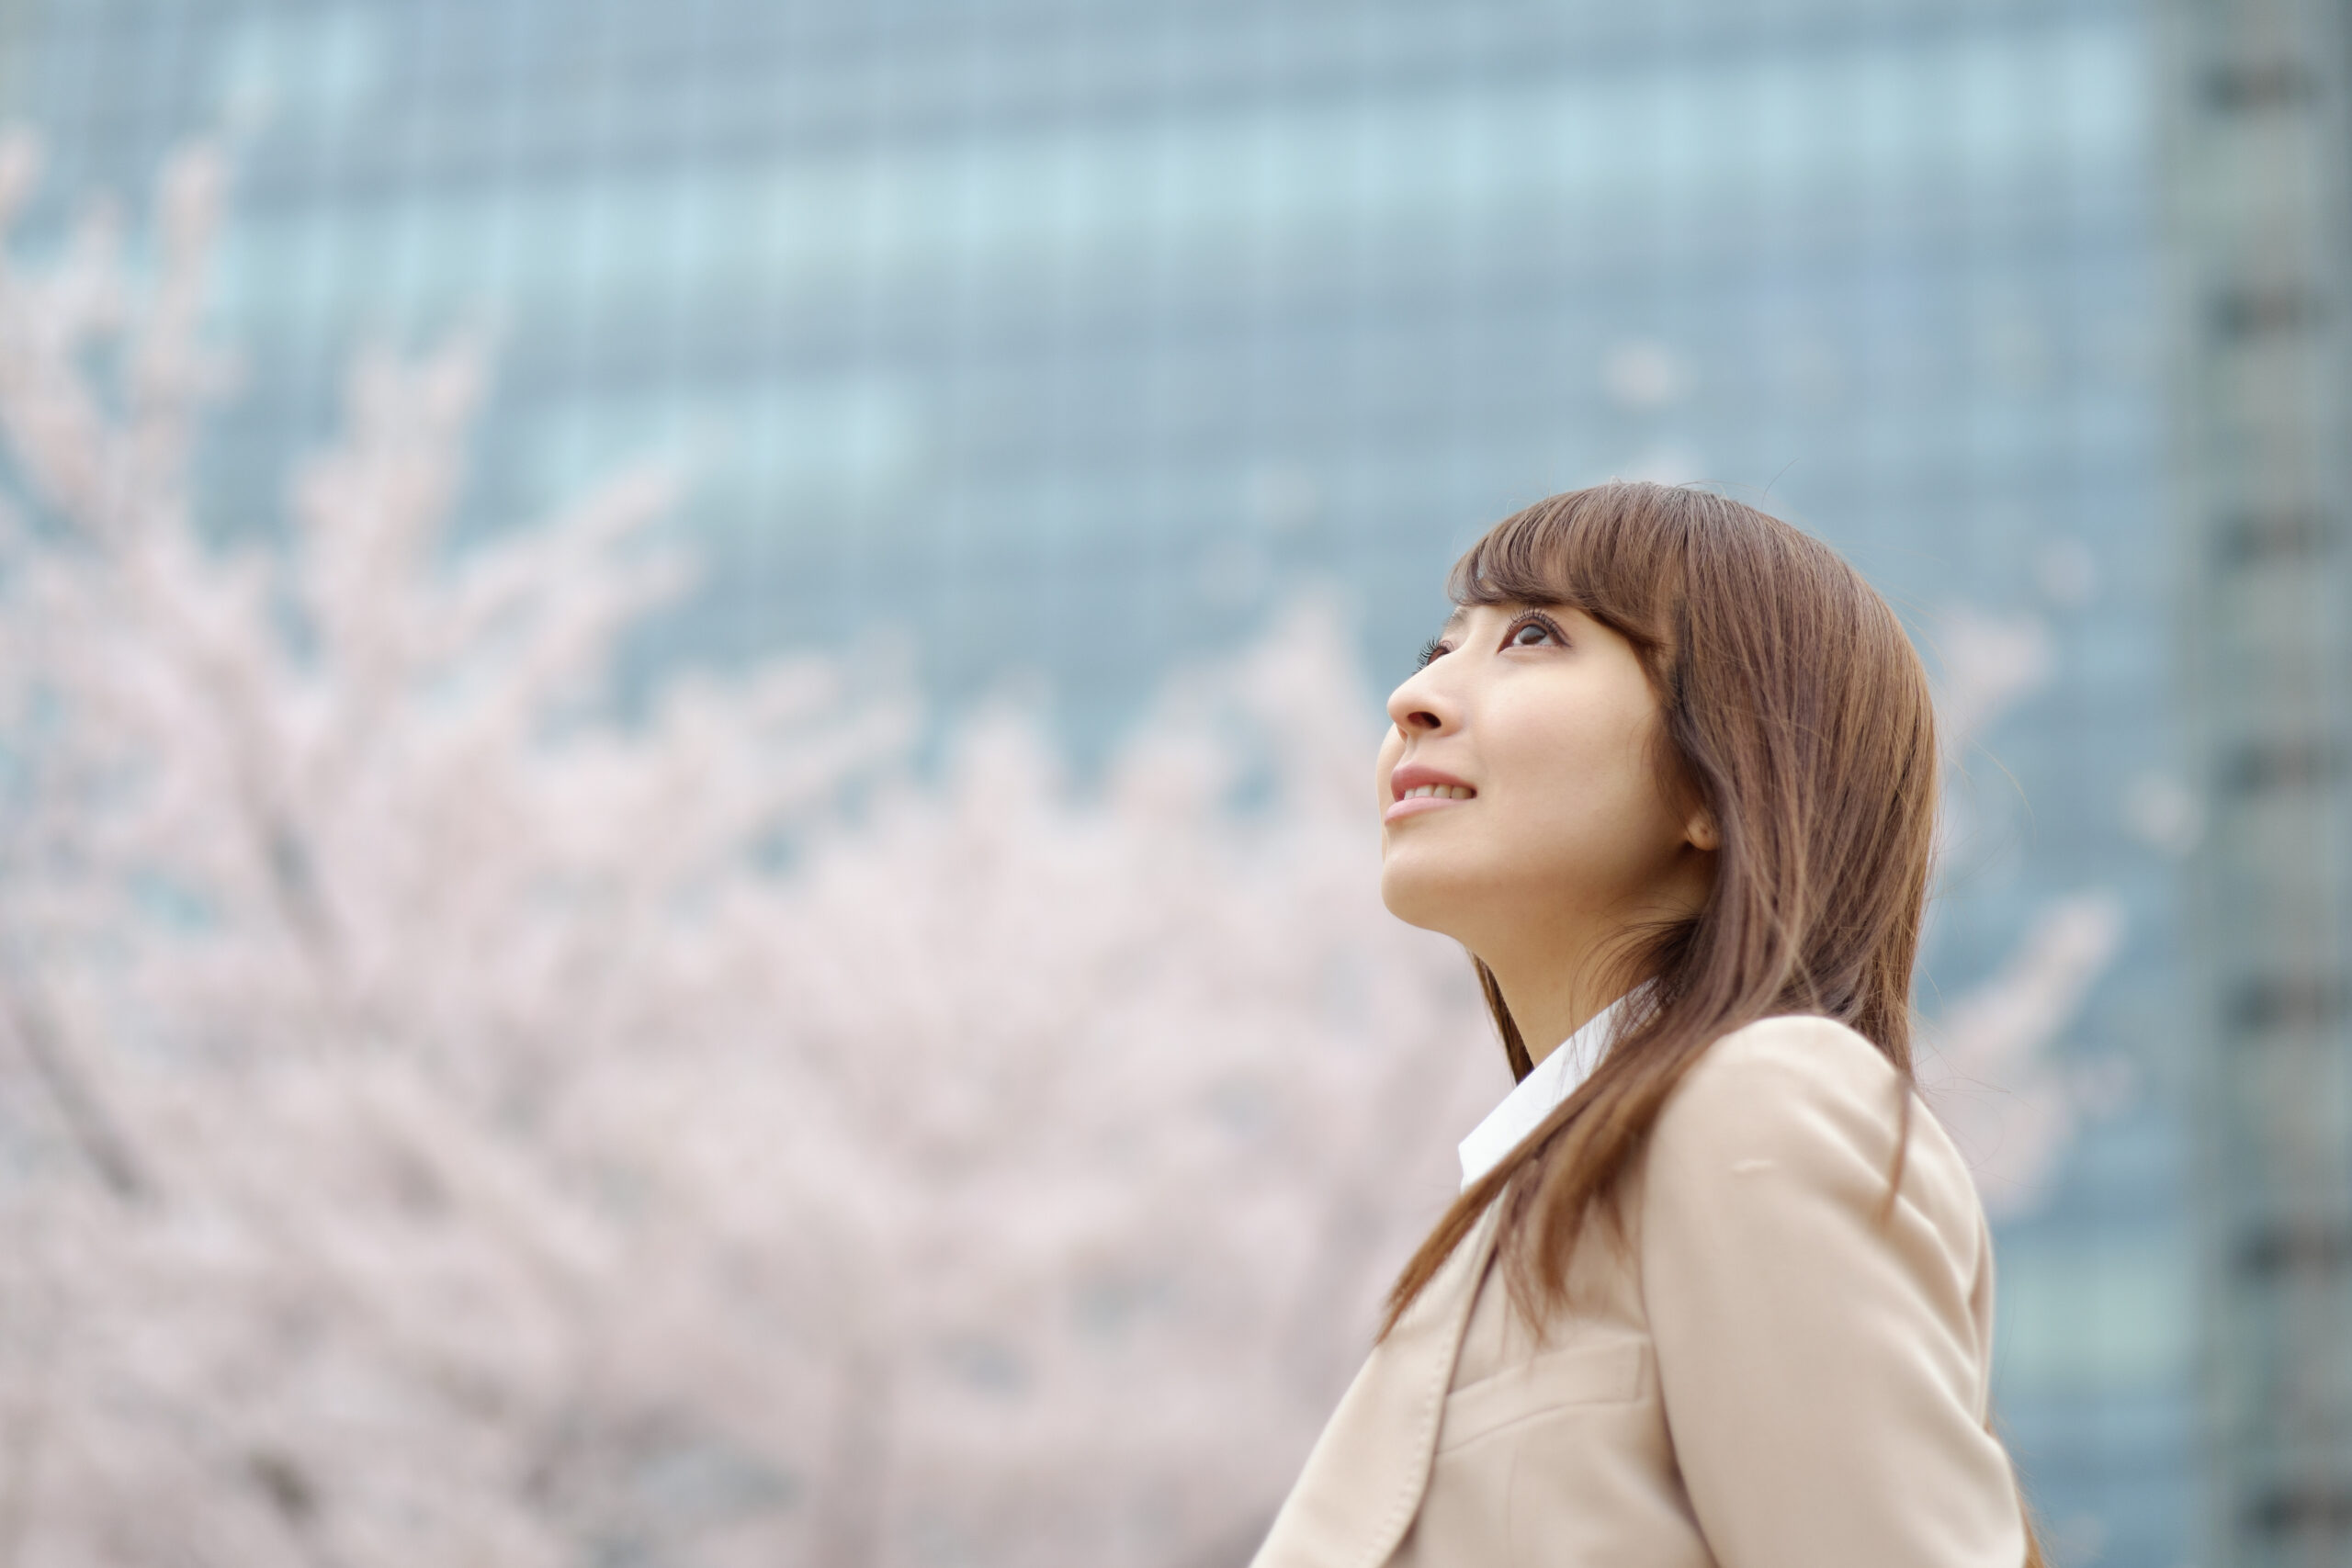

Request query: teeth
[{"left": 1402, "top": 784, "right": 1473, "bottom": 800}]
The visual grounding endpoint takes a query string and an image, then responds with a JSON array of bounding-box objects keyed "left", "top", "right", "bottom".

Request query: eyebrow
[{"left": 1439, "top": 601, "right": 1546, "bottom": 634}]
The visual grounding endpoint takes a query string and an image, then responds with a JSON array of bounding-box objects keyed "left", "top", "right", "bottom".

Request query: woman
[{"left": 1254, "top": 483, "right": 2041, "bottom": 1567}]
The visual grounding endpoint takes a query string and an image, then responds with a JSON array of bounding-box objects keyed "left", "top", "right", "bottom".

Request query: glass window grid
[{"left": 0, "top": 0, "right": 2188, "bottom": 1555}]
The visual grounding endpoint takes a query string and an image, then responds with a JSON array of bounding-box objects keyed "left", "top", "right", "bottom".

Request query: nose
[{"left": 1385, "top": 661, "right": 1459, "bottom": 737}]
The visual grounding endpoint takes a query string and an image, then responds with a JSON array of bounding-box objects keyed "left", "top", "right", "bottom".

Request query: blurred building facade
[
  {"left": 0, "top": 0, "right": 2201, "bottom": 1563},
  {"left": 2164, "top": 1, "right": 2352, "bottom": 1565}
]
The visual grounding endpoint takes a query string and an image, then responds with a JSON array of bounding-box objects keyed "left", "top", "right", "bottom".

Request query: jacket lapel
[{"left": 1251, "top": 1204, "right": 1501, "bottom": 1568}]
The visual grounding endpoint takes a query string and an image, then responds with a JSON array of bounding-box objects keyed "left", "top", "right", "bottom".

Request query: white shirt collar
[{"left": 1458, "top": 991, "right": 1635, "bottom": 1190}]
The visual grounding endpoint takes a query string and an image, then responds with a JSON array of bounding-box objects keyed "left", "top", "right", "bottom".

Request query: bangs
[{"left": 1447, "top": 482, "right": 1700, "bottom": 652}]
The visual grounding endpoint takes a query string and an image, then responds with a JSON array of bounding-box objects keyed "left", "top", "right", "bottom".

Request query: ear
[{"left": 1685, "top": 807, "right": 1721, "bottom": 852}]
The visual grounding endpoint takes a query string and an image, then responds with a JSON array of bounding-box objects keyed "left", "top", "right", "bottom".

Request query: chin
[{"left": 1377, "top": 857, "right": 1477, "bottom": 941}]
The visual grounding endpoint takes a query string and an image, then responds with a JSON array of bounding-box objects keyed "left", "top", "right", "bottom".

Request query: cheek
[{"left": 1487, "top": 697, "right": 1679, "bottom": 871}]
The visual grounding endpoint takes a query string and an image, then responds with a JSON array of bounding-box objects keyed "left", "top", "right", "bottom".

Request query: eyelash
[
  {"left": 1416, "top": 612, "right": 1566, "bottom": 670},
  {"left": 1507, "top": 611, "right": 1567, "bottom": 648}
]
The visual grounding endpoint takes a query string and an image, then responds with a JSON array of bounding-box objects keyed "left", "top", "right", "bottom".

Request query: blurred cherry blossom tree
[
  {"left": 0, "top": 134, "right": 2118, "bottom": 1568},
  {"left": 0, "top": 133, "right": 1500, "bottom": 1568},
  {"left": 1915, "top": 605, "right": 2133, "bottom": 1217}
]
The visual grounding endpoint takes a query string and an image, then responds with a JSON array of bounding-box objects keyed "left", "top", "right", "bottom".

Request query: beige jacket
[{"left": 1253, "top": 1014, "right": 2026, "bottom": 1568}]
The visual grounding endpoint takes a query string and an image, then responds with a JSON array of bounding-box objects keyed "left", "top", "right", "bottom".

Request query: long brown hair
[{"left": 1383, "top": 482, "right": 2042, "bottom": 1562}]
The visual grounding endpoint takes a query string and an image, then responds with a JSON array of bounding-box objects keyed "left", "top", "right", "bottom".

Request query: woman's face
[{"left": 1374, "top": 602, "right": 1714, "bottom": 969}]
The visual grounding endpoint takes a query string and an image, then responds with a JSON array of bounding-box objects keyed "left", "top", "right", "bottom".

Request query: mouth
[{"left": 1385, "top": 767, "right": 1477, "bottom": 824}]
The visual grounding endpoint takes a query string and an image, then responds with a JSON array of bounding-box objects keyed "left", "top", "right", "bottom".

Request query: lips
[{"left": 1385, "top": 763, "right": 1476, "bottom": 823}]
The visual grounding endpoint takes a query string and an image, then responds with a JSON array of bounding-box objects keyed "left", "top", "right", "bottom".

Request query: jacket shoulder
[
  {"left": 1651, "top": 1013, "right": 1983, "bottom": 1238},
  {"left": 1664, "top": 1012, "right": 1899, "bottom": 1128},
  {"left": 1634, "top": 1014, "right": 2019, "bottom": 1563}
]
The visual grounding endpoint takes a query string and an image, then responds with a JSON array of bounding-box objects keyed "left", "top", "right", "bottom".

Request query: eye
[
  {"left": 1417, "top": 637, "right": 1452, "bottom": 669},
  {"left": 1504, "top": 612, "right": 1567, "bottom": 649}
]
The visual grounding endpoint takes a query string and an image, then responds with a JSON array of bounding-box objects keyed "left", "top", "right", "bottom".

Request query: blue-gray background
[{"left": 0, "top": 1, "right": 2192, "bottom": 1562}]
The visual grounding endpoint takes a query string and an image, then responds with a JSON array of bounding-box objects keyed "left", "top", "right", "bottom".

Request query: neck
[
  {"left": 1478, "top": 857, "right": 1713, "bottom": 1064},
  {"left": 1487, "top": 949, "right": 1631, "bottom": 1068}
]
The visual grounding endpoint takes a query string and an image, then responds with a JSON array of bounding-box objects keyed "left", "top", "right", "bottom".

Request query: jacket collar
[{"left": 1251, "top": 1202, "right": 1503, "bottom": 1568}]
